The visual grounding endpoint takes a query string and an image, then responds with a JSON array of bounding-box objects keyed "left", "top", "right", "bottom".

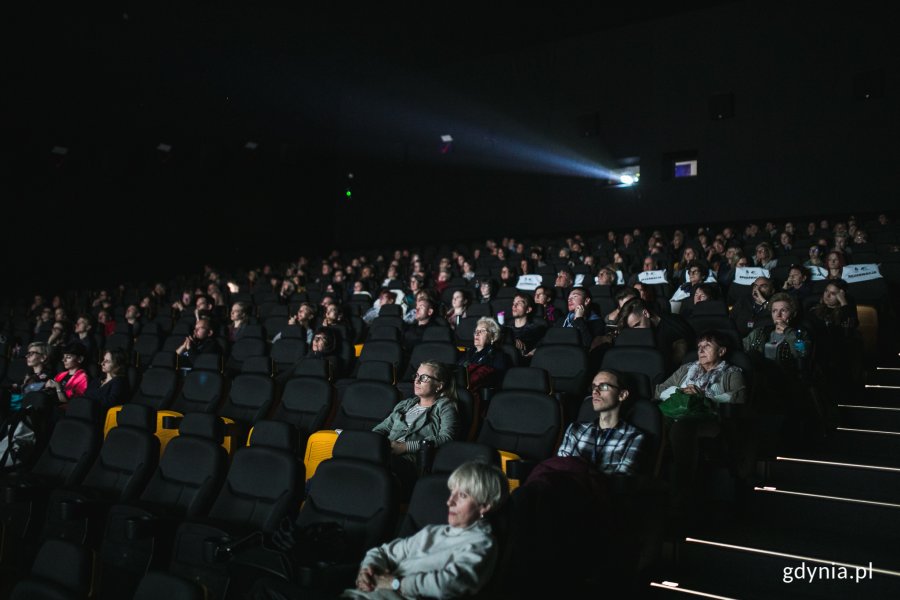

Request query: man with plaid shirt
[{"left": 556, "top": 369, "right": 645, "bottom": 476}]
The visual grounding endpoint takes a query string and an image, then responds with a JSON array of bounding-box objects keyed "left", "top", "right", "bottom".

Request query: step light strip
[
  {"left": 754, "top": 486, "right": 900, "bottom": 509},
  {"left": 838, "top": 404, "right": 900, "bottom": 411},
  {"left": 865, "top": 384, "right": 900, "bottom": 389},
  {"left": 837, "top": 427, "right": 900, "bottom": 436},
  {"left": 776, "top": 456, "right": 900, "bottom": 473}
]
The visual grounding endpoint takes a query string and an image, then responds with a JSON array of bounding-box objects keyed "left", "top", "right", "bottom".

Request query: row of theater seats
[{"left": 0, "top": 394, "right": 511, "bottom": 599}]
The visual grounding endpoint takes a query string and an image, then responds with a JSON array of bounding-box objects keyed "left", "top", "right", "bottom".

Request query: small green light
[{"left": 345, "top": 188, "right": 352, "bottom": 198}]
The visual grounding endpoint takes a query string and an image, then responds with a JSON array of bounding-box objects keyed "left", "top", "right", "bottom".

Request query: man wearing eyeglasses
[{"left": 556, "top": 369, "right": 644, "bottom": 476}]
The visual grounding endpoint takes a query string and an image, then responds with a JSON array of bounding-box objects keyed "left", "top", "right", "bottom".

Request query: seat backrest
[
  {"left": 403, "top": 342, "right": 459, "bottom": 381},
  {"left": 530, "top": 345, "right": 589, "bottom": 396},
  {"left": 208, "top": 420, "right": 302, "bottom": 532},
  {"left": 601, "top": 346, "right": 667, "bottom": 388},
  {"left": 171, "top": 369, "right": 224, "bottom": 414},
  {"left": 477, "top": 391, "right": 561, "bottom": 461},
  {"left": 10, "top": 539, "right": 92, "bottom": 599},
  {"left": 355, "top": 360, "right": 395, "bottom": 384},
  {"left": 293, "top": 356, "right": 332, "bottom": 380},
  {"left": 139, "top": 413, "right": 228, "bottom": 517},
  {"left": 131, "top": 367, "right": 178, "bottom": 410},
  {"left": 332, "top": 380, "right": 400, "bottom": 431},
  {"left": 538, "top": 327, "right": 580, "bottom": 346},
  {"left": 357, "top": 340, "right": 403, "bottom": 372},
  {"left": 502, "top": 367, "right": 551, "bottom": 393},
  {"left": 219, "top": 373, "right": 275, "bottom": 426},
  {"left": 270, "top": 337, "right": 307, "bottom": 368},
  {"left": 273, "top": 377, "right": 334, "bottom": 439},
  {"left": 81, "top": 403, "right": 160, "bottom": 501},
  {"left": 613, "top": 324, "right": 655, "bottom": 347},
  {"left": 30, "top": 396, "right": 101, "bottom": 487},
  {"left": 297, "top": 432, "right": 397, "bottom": 557},
  {"left": 133, "top": 572, "right": 204, "bottom": 600}
]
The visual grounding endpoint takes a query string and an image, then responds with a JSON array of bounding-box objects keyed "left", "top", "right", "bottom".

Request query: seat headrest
[
  {"left": 193, "top": 354, "right": 222, "bottom": 372},
  {"left": 67, "top": 396, "right": 99, "bottom": 423},
  {"left": 178, "top": 412, "right": 225, "bottom": 443},
  {"left": 248, "top": 420, "right": 295, "bottom": 452},
  {"left": 241, "top": 356, "right": 272, "bottom": 376},
  {"left": 355, "top": 360, "right": 394, "bottom": 383},
  {"left": 502, "top": 367, "right": 551, "bottom": 393},
  {"left": 332, "top": 430, "right": 390, "bottom": 466},
  {"left": 432, "top": 441, "right": 499, "bottom": 474},
  {"left": 116, "top": 403, "right": 156, "bottom": 431}
]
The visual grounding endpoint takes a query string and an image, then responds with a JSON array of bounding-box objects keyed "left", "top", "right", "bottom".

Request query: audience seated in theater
[
  {"left": 730, "top": 276, "right": 775, "bottom": 337},
  {"left": 655, "top": 330, "right": 747, "bottom": 502},
  {"left": 363, "top": 288, "right": 398, "bottom": 325},
  {"left": 476, "top": 277, "right": 496, "bottom": 305},
  {"left": 754, "top": 241, "right": 778, "bottom": 270},
  {"left": 403, "top": 296, "right": 445, "bottom": 349},
  {"left": 460, "top": 317, "right": 512, "bottom": 400},
  {"left": 617, "top": 299, "right": 694, "bottom": 370},
  {"left": 556, "top": 369, "right": 644, "bottom": 476},
  {"left": 824, "top": 250, "right": 846, "bottom": 280},
  {"left": 175, "top": 317, "right": 221, "bottom": 370},
  {"left": 806, "top": 279, "right": 861, "bottom": 402},
  {"left": 71, "top": 314, "right": 99, "bottom": 364},
  {"left": 3, "top": 342, "right": 52, "bottom": 418},
  {"left": 804, "top": 244, "right": 826, "bottom": 268},
  {"left": 123, "top": 303, "right": 143, "bottom": 337},
  {"left": 83, "top": 350, "right": 131, "bottom": 413},
  {"left": 228, "top": 301, "right": 251, "bottom": 343},
  {"left": 781, "top": 264, "right": 812, "bottom": 302},
  {"left": 372, "top": 360, "right": 460, "bottom": 493},
  {"left": 505, "top": 292, "right": 546, "bottom": 358},
  {"left": 446, "top": 288, "right": 471, "bottom": 329},
  {"left": 605, "top": 287, "right": 640, "bottom": 329},
  {"left": 45, "top": 342, "right": 90, "bottom": 406},
  {"left": 286, "top": 302, "right": 317, "bottom": 343},
  {"left": 557, "top": 287, "right": 604, "bottom": 350},
  {"left": 533, "top": 285, "right": 558, "bottom": 324}
]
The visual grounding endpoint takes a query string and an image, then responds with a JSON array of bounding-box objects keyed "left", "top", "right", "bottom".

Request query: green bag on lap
[{"left": 658, "top": 390, "right": 715, "bottom": 421}]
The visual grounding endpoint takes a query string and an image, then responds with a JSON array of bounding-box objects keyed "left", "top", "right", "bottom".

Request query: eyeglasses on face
[
  {"left": 590, "top": 382, "right": 619, "bottom": 393},
  {"left": 25, "top": 351, "right": 42, "bottom": 357},
  {"left": 414, "top": 373, "right": 437, "bottom": 384},
  {"left": 473, "top": 328, "right": 489, "bottom": 336}
]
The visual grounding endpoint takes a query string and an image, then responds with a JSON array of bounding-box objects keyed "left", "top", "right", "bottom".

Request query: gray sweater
[{"left": 343, "top": 520, "right": 496, "bottom": 599}]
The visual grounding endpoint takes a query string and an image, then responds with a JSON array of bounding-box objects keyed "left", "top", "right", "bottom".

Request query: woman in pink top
[{"left": 45, "top": 343, "right": 89, "bottom": 405}]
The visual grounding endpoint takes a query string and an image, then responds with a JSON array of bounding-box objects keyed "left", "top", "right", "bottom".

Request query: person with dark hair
[
  {"left": 84, "top": 350, "right": 131, "bottom": 413},
  {"left": 617, "top": 299, "right": 694, "bottom": 370},
  {"left": 228, "top": 301, "right": 251, "bottom": 343},
  {"left": 45, "top": 342, "right": 90, "bottom": 404},
  {"left": 403, "top": 296, "right": 445, "bottom": 349},
  {"left": 506, "top": 292, "right": 546, "bottom": 357},
  {"left": 175, "top": 317, "right": 221, "bottom": 370},
  {"left": 445, "top": 288, "right": 471, "bottom": 329},
  {"left": 604, "top": 287, "right": 640, "bottom": 329},
  {"left": 743, "top": 292, "right": 811, "bottom": 370},
  {"left": 557, "top": 288, "right": 604, "bottom": 350},
  {"left": 782, "top": 264, "right": 812, "bottom": 302},
  {"left": 692, "top": 282, "right": 720, "bottom": 305},
  {"left": 533, "top": 285, "right": 557, "bottom": 324},
  {"left": 730, "top": 276, "right": 775, "bottom": 337},
  {"left": 824, "top": 250, "right": 846, "bottom": 280},
  {"left": 556, "top": 369, "right": 645, "bottom": 476},
  {"left": 807, "top": 279, "right": 861, "bottom": 401}
]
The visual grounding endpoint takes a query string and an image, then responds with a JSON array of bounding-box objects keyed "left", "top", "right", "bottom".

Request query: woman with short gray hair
[{"left": 349, "top": 461, "right": 508, "bottom": 598}]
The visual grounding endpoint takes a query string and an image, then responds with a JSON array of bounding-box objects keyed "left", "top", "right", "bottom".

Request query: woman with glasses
[
  {"left": 459, "top": 317, "right": 512, "bottom": 405},
  {"left": 3, "top": 342, "right": 52, "bottom": 417},
  {"left": 655, "top": 330, "right": 746, "bottom": 505},
  {"left": 83, "top": 350, "right": 131, "bottom": 413},
  {"left": 372, "top": 360, "right": 459, "bottom": 492}
]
